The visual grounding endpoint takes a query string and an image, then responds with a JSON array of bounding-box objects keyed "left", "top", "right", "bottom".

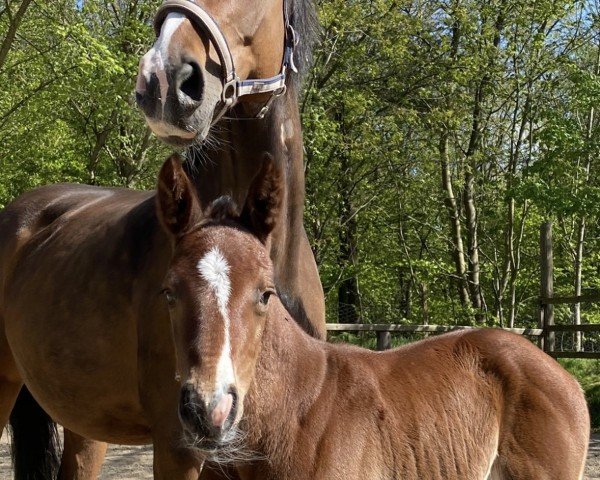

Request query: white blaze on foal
[{"left": 197, "top": 247, "right": 235, "bottom": 427}]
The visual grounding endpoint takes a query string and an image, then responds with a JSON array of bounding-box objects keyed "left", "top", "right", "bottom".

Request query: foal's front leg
[{"left": 58, "top": 430, "right": 107, "bottom": 480}]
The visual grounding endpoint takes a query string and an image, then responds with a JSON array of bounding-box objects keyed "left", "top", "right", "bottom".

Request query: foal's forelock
[{"left": 197, "top": 247, "right": 235, "bottom": 393}]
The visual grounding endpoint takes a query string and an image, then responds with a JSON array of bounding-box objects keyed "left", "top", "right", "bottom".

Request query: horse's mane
[{"left": 288, "top": 0, "right": 319, "bottom": 91}]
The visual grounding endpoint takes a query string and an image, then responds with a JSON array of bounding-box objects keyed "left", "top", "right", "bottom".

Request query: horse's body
[
  {"left": 1, "top": 1, "right": 324, "bottom": 477},
  {"left": 0, "top": 185, "right": 160, "bottom": 439},
  {"left": 156, "top": 155, "right": 590, "bottom": 480}
]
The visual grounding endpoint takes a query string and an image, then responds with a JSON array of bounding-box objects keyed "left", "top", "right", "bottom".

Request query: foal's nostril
[
  {"left": 177, "top": 61, "right": 203, "bottom": 103},
  {"left": 178, "top": 385, "right": 207, "bottom": 432}
]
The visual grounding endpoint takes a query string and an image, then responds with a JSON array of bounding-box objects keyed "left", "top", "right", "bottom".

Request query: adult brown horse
[
  {"left": 156, "top": 154, "right": 590, "bottom": 480},
  {"left": 2, "top": 0, "right": 324, "bottom": 478}
]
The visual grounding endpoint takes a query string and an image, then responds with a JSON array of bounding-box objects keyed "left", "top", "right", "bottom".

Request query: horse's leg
[
  {"left": 0, "top": 316, "right": 22, "bottom": 430},
  {"left": 58, "top": 430, "right": 108, "bottom": 480},
  {"left": 0, "top": 377, "right": 21, "bottom": 430},
  {"left": 199, "top": 464, "right": 241, "bottom": 480},
  {"left": 138, "top": 311, "right": 204, "bottom": 479},
  {"left": 0, "top": 315, "right": 62, "bottom": 479},
  {"left": 152, "top": 431, "right": 203, "bottom": 480}
]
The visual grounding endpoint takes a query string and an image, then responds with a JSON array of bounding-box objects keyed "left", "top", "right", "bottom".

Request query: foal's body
[
  {"left": 242, "top": 314, "right": 588, "bottom": 479},
  {"left": 156, "top": 156, "right": 590, "bottom": 480}
]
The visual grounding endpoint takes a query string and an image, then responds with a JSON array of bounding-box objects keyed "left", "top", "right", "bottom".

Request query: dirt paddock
[{"left": 0, "top": 431, "right": 599, "bottom": 478}]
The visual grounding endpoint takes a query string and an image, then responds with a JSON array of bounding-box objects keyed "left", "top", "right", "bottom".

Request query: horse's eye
[
  {"left": 259, "top": 289, "right": 275, "bottom": 306},
  {"left": 162, "top": 289, "right": 176, "bottom": 307}
]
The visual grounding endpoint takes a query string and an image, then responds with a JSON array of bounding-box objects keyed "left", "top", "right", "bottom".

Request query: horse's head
[
  {"left": 156, "top": 153, "right": 282, "bottom": 450},
  {"left": 136, "top": 0, "right": 289, "bottom": 146}
]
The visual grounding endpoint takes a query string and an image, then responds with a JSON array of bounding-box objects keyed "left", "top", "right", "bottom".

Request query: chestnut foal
[{"left": 157, "top": 154, "right": 590, "bottom": 480}]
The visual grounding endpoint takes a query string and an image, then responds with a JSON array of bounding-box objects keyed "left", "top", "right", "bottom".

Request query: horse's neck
[
  {"left": 243, "top": 301, "right": 331, "bottom": 474},
  {"left": 187, "top": 93, "right": 305, "bottom": 275},
  {"left": 188, "top": 92, "right": 305, "bottom": 212}
]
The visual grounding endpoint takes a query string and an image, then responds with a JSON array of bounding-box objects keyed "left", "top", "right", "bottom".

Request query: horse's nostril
[
  {"left": 178, "top": 61, "right": 203, "bottom": 103},
  {"left": 135, "top": 75, "right": 159, "bottom": 118},
  {"left": 135, "top": 91, "right": 146, "bottom": 108}
]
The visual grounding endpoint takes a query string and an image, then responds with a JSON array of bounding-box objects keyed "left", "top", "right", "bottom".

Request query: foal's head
[
  {"left": 156, "top": 154, "right": 281, "bottom": 451},
  {"left": 136, "top": 0, "right": 287, "bottom": 146}
]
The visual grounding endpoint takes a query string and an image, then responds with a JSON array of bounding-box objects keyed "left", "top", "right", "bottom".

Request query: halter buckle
[
  {"left": 255, "top": 85, "right": 287, "bottom": 119},
  {"left": 222, "top": 77, "right": 238, "bottom": 105}
]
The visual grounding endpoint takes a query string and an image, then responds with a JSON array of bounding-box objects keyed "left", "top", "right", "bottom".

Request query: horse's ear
[
  {"left": 156, "top": 154, "right": 201, "bottom": 238},
  {"left": 240, "top": 154, "right": 283, "bottom": 244}
]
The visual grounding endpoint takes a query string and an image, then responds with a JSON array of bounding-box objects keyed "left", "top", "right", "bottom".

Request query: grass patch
[{"left": 560, "top": 358, "right": 600, "bottom": 430}]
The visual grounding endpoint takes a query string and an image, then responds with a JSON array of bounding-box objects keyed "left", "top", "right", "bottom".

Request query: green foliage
[
  {"left": 0, "top": 0, "right": 169, "bottom": 209},
  {"left": 560, "top": 359, "right": 600, "bottom": 430},
  {"left": 304, "top": 0, "right": 600, "bottom": 331},
  {"left": 1, "top": 1, "right": 600, "bottom": 342}
]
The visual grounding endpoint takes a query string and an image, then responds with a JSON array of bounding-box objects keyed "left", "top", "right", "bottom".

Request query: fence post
[
  {"left": 540, "top": 222, "right": 555, "bottom": 353},
  {"left": 376, "top": 331, "right": 391, "bottom": 351}
]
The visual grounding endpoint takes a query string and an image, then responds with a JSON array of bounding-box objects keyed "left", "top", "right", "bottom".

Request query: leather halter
[{"left": 154, "top": 0, "right": 297, "bottom": 123}]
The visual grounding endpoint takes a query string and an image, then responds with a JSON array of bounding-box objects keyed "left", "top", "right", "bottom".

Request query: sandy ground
[
  {"left": 0, "top": 429, "right": 154, "bottom": 479},
  {"left": 0, "top": 431, "right": 598, "bottom": 478},
  {"left": 588, "top": 434, "right": 600, "bottom": 479}
]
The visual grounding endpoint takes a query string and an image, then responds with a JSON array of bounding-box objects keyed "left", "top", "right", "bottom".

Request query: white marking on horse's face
[
  {"left": 197, "top": 247, "right": 235, "bottom": 392},
  {"left": 139, "top": 13, "right": 186, "bottom": 113}
]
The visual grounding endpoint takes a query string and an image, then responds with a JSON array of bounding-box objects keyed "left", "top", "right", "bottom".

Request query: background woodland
[{"left": 2, "top": 0, "right": 600, "bottom": 338}]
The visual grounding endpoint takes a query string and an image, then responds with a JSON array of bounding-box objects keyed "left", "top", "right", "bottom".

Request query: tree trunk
[
  {"left": 336, "top": 110, "right": 360, "bottom": 324},
  {"left": 462, "top": 156, "right": 482, "bottom": 319},
  {"left": 439, "top": 132, "right": 469, "bottom": 305},
  {"left": 572, "top": 38, "right": 599, "bottom": 351},
  {"left": 337, "top": 189, "right": 360, "bottom": 324},
  {"left": 0, "top": 0, "right": 33, "bottom": 72},
  {"left": 573, "top": 217, "right": 585, "bottom": 351},
  {"left": 420, "top": 282, "right": 429, "bottom": 325}
]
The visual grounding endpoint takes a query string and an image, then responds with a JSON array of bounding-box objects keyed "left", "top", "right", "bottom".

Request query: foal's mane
[{"left": 202, "top": 196, "right": 240, "bottom": 224}]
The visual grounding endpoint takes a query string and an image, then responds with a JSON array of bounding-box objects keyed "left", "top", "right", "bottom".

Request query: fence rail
[
  {"left": 326, "top": 322, "right": 600, "bottom": 358},
  {"left": 540, "top": 294, "right": 600, "bottom": 305},
  {"left": 327, "top": 324, "right": 543, "bottom": 335}
]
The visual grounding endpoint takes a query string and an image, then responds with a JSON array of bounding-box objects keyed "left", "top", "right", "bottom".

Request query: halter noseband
[{"left": 154, "top": 0, "right": 297, "bottom": 123}]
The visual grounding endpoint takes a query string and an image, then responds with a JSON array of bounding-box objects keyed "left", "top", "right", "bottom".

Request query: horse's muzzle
[{"left": 136, "top": 63, "right": 203, "bottom": 122}]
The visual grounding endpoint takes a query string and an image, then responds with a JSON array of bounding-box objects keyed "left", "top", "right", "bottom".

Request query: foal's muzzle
[{"left": 178, "top": 383, "right": 237, "bottom": 444}]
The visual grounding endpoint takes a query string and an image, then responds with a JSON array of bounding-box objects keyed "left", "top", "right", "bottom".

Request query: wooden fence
[
  {"left": 326, "top": 223, "right": 600, "bottom": 359},
  {"left": 539, "top": 222, "right": 600, "bottom": 359},
  {"left": 326, "top": 323, "right": 543, "bottom": 351}
]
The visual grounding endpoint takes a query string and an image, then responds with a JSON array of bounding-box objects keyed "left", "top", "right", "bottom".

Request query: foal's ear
[
  {"left": 156, "top": 154, "right": 201, "bottom": 238},
  {"left": 240, "top": 154, "right": 283, "bottom": 244}
]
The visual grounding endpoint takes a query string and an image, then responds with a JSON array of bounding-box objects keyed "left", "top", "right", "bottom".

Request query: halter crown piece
[{"left": 154, "top": 0, "right": 297, "bottom": 123}]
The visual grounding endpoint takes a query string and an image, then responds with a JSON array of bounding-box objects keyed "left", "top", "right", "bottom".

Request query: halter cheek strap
[{"left": 154, "top": 0, "right": 297, "bottom": 123}]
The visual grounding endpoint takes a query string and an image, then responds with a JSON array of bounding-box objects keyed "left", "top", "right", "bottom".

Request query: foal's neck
[{"left": 243, "top": 301, "right": 331, "bottom": 474}]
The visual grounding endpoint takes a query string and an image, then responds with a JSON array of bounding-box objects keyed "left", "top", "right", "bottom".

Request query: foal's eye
[
  {"left": 259, "top": 289, "right": 275, "bottom": 306},
  {"left": 161, "top": 289, "right": 177, "bottom": 307}
]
